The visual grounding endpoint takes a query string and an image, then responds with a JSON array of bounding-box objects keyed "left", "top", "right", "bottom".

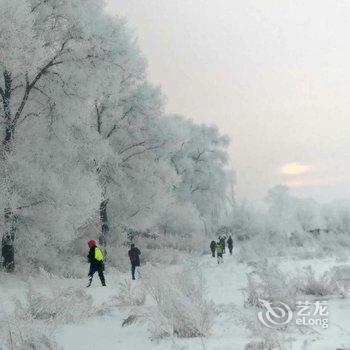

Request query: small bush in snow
[
  {"left": 331, "top": 265, "right": 350, "bottom": 291},
  {"left": 245, "top": 262, "right": 296, "bottom": 309},
  {"left": 142, "top": 247, "right": 185, "bottom": 266},
  {"left": 245, "top": 263, "right": 348, "bottom": 312},
  {"left": 14, "top": 284, "right": 94, "bottom": 324},
  {"left": 116, "top": 279, "right": 145, "bottom": 307},
  {"left": 0, "top": 319, "right": 61, "bottom": 350},
  {"left": 137, "top": 234, "right": 207, "bottom": 256},
  {"left": 140, "top": 263, "right": 216, "bottom": 339},
  {"left": 245, "top": 318, "right": 285, "bottom": 350},
  {"left": 291, "top": 266, "right": 345, "bottom": 297}
]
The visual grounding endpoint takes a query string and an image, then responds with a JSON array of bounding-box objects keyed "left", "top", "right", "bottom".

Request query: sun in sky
[{"left": 280, "top": 162, "right": 312, "bottom": 175}]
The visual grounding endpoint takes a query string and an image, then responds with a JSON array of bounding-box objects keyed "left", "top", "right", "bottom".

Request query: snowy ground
[
  {"left": 50, "top": 257, "right": 249, "bottom": 350},
  {"left": 1, "top": 255, "right": 350, "bottom": 349}
]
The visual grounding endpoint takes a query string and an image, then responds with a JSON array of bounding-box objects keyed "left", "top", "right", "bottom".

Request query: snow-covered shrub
[
  {"left": 245, "top": 262, "right": 296, "bottom": 308},
  {"left": 322, "top": 201, "right": 350, "bottom": 234},
  {"left": 236, "top": 230, "right": 287, "bottom": 264},
  {"left": 244, "top": 341, "right": 266, "bottom": 350},
  {"left": 57, "top": 256, "right": 88, "bottom": 279},
  {"left": 245, "top": 317, "right": 286, "bottom": 350},
  {"left": 156, "top": 202, "right": 205, "bottom": 237},
  {"left": 246, "top": 263, "right": 347, "bottom": 310},
  {"left": 225, "top": 202, "right": 262, "bottom": 241},
  {"left": 142, "top": 248, "right": 186, "bottom": 266},
  {"left": 14, "top": 228, "right": 88, "bottom": 278},
  {"left": 317, "top": 231, "right": 350, "bottom": 257},
  {"left": 331, "top": 265, "right": 350, "bottom": 290},
  {"left": 137, "top": 233, "right": 207, "bottom": 255},
  {"left": 140, "top": 263, "right": 215, "bottom": 339},
  {"left": 0, "top": 318, "right": 61, "bottom": 350},
  {"left": 14, "top": 284, "right": 94, "bottom": 324},
  {"left": 291, "top": 267, "right": 346, "bottom": 297},
  {"left": 116, "top": 279, "right": 145, "bottom": 307}
]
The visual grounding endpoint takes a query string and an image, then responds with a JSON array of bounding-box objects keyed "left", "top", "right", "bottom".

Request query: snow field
[{"left": 1, "top": 255, "right": 350, "bottom": 349}]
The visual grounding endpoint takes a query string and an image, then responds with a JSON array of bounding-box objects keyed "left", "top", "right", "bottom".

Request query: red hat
[{"left": 88, "top": 240, "right": 97, "bottom": 248}]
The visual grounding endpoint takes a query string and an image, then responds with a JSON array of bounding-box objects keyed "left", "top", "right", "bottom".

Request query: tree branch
[
  {"left": 10, "top": 84, "right": 24, "bottom": 93},
  {"left": 118, "top": 141, "right": 146, "bottom": 155},
  {"left": 121, "top": 106, "right": 134, "bottom": 120},
  {"left": 121, "top": 143, "right": 164, "bottom": 163},
  {"left": 16, "top": 199, "right": 45, "bottom": 210},
  {"left": 171, "top": 157, "right": 183, "bottom": 175},
  {"left": 32, "top": 85, "right": 51, "bottom": 100},
  {"left": 11, "top": 39, "right": 69, "bottom": 129},
  {"left": 191, "top": 185, "right": 209, "bottom": 194},
  {"left": 192, "top": 148, "right": 205, "bottom": 162},
  {"left": 95, "top": 102, "right": 103, "bottom": 134},
  {"left": 106, "top": 124, "right": 118, "bottom": 139},
  {"left": 128, "top": 208, "right": 140, "bottom": 219}
]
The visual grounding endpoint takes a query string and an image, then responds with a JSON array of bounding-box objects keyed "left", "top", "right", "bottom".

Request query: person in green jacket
[{"left": 215, "top": 242, "right": 223, "bottom": 264}]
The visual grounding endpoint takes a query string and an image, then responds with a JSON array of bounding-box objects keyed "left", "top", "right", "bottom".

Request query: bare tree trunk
[
  {"left": 95, "top": 104, "right": 111, "bottom": 247},
  {"left": 99, "top": 199, "right": 110, "bottom": 246},
  {"left": 1, "top": 70, "right": 17, "bottom": 272},
  {"left": 3, "top": 71, "right": 13, "bottom": 148},
  {"left": 1, "top": 208, "right": 16, "bottom": 271},
  {"left": 0, "top": 42, "right": 68, "bottom": 271}
]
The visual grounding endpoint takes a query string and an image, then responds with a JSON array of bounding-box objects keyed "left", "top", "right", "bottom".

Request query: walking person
[
  {"left": 219, "top": 236, "right": 226, "bottom": 254},
  {"left": 87, "top": 240, "right": 106, "bottom": 287},
  {"left": 210, "top": 240, "right": 216, "bottom": 257},
  {"left": 215, "top": 241, "right": 223, "bottom": 264},
  {"left": 128, "top": 243, "right": 141, "bottom": 280},
  {"left": 227, "top": 235, "right": 233, "bottom": 255}
]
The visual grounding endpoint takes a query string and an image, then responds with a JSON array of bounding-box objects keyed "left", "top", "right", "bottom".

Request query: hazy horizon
[{"left": 106, "top": 0, "right": 350, "bottom": 205}]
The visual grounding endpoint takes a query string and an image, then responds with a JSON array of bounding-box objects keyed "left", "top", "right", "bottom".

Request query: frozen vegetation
[{"left": 0, "top": 0, "right": 350, "bottom": 349}]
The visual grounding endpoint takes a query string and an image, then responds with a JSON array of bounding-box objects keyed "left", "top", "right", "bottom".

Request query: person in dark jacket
[
  {"left": 128, "top": 243, "right": 141, "bottom": 280},
  {"left": 87, "top": 240, "right": 106, "bottom": 287},
  {"left": 210, "top": 240, "right": 216, "bottom": 257},
  {"left": 227, "top": 236, "right": 233, "bottom": 255}
]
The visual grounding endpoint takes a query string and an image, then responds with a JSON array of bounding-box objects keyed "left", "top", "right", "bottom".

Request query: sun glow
[{"left": 280, "top": 163, "right": 312, "bottom": 175}]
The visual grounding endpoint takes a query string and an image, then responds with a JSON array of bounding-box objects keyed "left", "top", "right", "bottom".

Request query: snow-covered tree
[
  {"left": 158, "top": 115, "right": 230, "bottom": 235},
  {"left": 0, "top": 0, "right": 118, "bottom": 270},
  {"left": 266, "top": 185, "right": 322, "bottom": 234},
  {"left": 0, "top": 0, "right": 233, "bottom": 271}
]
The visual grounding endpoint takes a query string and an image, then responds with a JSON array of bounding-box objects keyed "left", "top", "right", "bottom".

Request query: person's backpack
[{"left": 94, "top": 246, "right": 104, "bottom": 261}]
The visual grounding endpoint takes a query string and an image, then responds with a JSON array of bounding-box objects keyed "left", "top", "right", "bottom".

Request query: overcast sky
[{"left": 106, "top": 0, "right": 350, "bottom": 205}]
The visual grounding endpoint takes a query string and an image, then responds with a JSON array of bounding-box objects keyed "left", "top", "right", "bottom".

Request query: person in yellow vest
[
  {"left": 215, "top": 241, "right": 223, "bottom": 264},
  {"left": 87, "top": 240, "right": 106, "bottom": 287}
]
